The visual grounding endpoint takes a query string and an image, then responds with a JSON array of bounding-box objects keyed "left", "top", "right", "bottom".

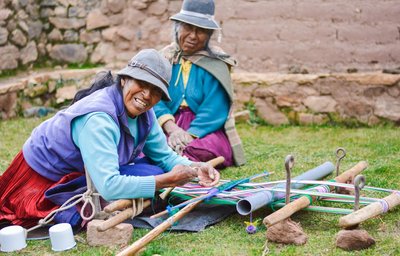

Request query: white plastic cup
[
  {"left": 0, "top": 225, "right": 27, "bottom": 252},
  {"left": 49, "top": 223, "right": 76, "bottom": 251}
]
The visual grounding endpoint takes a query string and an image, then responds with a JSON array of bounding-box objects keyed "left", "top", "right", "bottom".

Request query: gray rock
[
  {"left": 10, "top": 29, "right": 27, "bottom": 46},
  {"left": 0, "top": 27, "right": 8, "bottom": 45},
  {"left": 0, "top": 45, "right": 19, "bottom": 70},
  {"left": 20, "top": 41, "right": 38, "bottom": 64},
  {"left": 49, "top": 43, "right": 87, "bottom": 63}
]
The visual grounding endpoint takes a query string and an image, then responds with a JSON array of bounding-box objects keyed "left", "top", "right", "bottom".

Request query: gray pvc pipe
[{"left": 236, "top": 161, "right": 335, "bottom": 215}]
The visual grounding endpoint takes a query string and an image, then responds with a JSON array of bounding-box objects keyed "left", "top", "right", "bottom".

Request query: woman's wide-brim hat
[
  {"left": 170, "top": 0, "right": 220, "bottom": 30},
  {"left": 117, "top": 49, "right": 172, "bottom": 101}
]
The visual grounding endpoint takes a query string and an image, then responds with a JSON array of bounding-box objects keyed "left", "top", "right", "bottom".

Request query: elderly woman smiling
[
  {"left": 155, "top": 0, "right": 246, "bottom": 169},
  {"left": 0, "top": 49, "right": 220, "bottom": 228}
]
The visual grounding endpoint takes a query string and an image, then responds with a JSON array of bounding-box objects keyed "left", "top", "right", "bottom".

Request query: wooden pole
[
  {"left": 117, "top": 200, "right": 203, "bottom": 256},
  {"left": 97, "top": 200, "right": 151, "bottom": 232},
  {"left": 339, "top": 192, "right": 400, "bottom": 228},
  {"left": 263, "top": 161, "right": 368, "bottom": 227}
]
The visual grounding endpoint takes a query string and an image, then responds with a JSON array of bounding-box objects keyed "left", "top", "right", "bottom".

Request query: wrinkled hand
[
  {"left": 168, "top": 128, "right": 194, "bottom": 154},
  {"left": 155, "top": 164, "right": 197, "bottom": 189},
  {"left": 191, "top": 162, "right": 220, "bottom": 187}
]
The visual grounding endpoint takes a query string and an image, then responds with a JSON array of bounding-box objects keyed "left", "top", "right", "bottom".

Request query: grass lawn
[{"left": 0, "top": 117, "right": 399, "bottom": 256}]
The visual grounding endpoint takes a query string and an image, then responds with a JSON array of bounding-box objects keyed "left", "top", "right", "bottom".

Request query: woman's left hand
[{"left": 191, "top": 162, "right": 220, "bottom": 187}]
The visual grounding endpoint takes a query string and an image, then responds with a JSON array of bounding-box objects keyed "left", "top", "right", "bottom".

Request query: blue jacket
[{"left": 154, "top": 63, "right": 230, "bottom": 137}]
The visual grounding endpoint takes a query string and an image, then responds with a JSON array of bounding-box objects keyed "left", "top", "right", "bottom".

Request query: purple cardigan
[{"left": 23, "top": 84, "right": 153, "bottom": 181}]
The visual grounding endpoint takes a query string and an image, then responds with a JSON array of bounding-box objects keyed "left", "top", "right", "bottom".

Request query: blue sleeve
[
  {"left": 153, "top": 98, "right": 173, "bottom": 118},
  {"left": 188, "top": 72, "right": 230, "bottom": 138},
  {"left": 71, "top": 112, "right": 156, "bottom": 201},
  {"left": 143, "top": 111, "right": 192, "bottom": 170}
]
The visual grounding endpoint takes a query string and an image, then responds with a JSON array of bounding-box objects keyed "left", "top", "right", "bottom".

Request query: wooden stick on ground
[
  {"left": 117, "top": 200, "right": 202, "bottom": 256},
  {"left": 339, "top": 192, "right": 400, "bottom": 228},
  {"left": 97, "top": 200, "right": 152, "bottom": 232},
  {"left": 116, "top": 156, "right": 227, "bottom": 255},
  {"left": 263, "top": 161, "right": 368, "bottom": 227}
]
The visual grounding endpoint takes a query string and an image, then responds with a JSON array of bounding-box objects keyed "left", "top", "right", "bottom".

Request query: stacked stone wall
[
  {"left": 1, "top": 68, "right": 399, "bottom": 127},
  {"left": 0, "top": 0, "right": 399, "bottom": 73}
]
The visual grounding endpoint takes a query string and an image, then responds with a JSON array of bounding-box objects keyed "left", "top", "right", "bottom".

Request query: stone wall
[
  {"left": 232, "top": 72, "right": 400, "bottom": 126},
  {"left": 1, "top": 69, "right": 399, "bottom": 126},
  {"left": 0, "top": 0, "right": 399, "bottom": 74}
]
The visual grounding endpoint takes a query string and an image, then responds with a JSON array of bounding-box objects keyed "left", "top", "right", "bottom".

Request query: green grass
[{"left": 0, "top": 118, "right": 399, "bottom": 255}]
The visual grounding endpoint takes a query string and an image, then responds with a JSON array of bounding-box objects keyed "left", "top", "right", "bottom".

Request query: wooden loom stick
[
  {"left": 117, "top": 200, "right": 202, "bottom": 256},
  {"left": 158, "top": 156, "right": 225, "bottom": 200},
  {"left": 104, "top": 199, "right": 136, "bottom": 213},
  {"left": 339, "top": 192, "right": 400, "bottom": 228},
  {"left": 263, "top": 161, "right": 368, "bottom": 227},
  {"left": 97, "top": 200, "right": 152, "bottom": 232}
]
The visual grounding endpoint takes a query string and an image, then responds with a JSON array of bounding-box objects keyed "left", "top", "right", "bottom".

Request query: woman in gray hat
[
  {"left": 0, "top": 49, "right": 219, "bottom": 228},
  {"left": 155, "top": 0, "right": 246, "bottom": 168}
]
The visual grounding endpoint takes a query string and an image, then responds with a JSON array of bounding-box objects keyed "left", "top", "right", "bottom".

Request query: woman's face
[
  {"left": 121, "top": 78, "right": 162, "bottom": 118},
  {"left": 178, "top": 23, "right": 210, "bottom": 55}
]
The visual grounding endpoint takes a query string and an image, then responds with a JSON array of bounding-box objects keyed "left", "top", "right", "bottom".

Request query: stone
[
  {"left": 49, "top": 44, "right": 87, "bottom": 63},
  {"left": 0, "top": 9, "right": 12, "bottom": 21},
  {"left": 48, "top": 28, "right": 63, "bottom": 41},
  {"left": 106, "top": 0, "right": 125, "bottom": 14},
  {"left": 116, "top": 26, "right": 135, "bottom": 41},
  {"left": 86, "top": 219, "right": 133, "bottom": 247},
  {"left": 255, "top": 98, "right": 289, "bottom": 125},
  {"left": 101, "top": 27, "right": 118, "bottom": 41},
  {"left": 86, "top": 9, "right": 110, "bottom": 30},
  {"left": 90, "top": 42, "right": 114, "bottom": 63},
  {"left": 374, "top": 94, "right": 400, "bottom": 122},
  {"left": 63, "top": 30, "right": 79, "bottom": 42},
  {"left": 0, "top": 27, "right": 8, "bottom": 45},
  {"left": 79, "top": 30, "right": 101, "bottom": 44},
  {"left": 49, "top": 17, "right": 85, "bottom": 30},
  {"left": 336, "top": 229, "right": 375, "bottom": 251},
  {"left": 0, "top": 92, "right": 17, "bottom": 119},
  {"left": 0, "top": 45, "right": 19, "bottom": 70},
  {"left": 27, "top": 20, "right": 43, "bottom": 40},
  {"left": 148, "top": 0, "right": 168, "bottom": 15},
  {"left": 54, "top": 6, "right": 67, "bottom": 17},
  {"left": 20, "top": 41, "right": 38, "bottom": 65},
  {"left": 56, "top": 85, "right": 78, "bottom": 104},
  {"left": 266, "top": 218, "right": 308, "bottom": 245},
  {"left": 303, "top": 95, "right": 337, "bottom": 113},
  {"left": 10, "top": 29, "right": 27, "bottom": 46}
]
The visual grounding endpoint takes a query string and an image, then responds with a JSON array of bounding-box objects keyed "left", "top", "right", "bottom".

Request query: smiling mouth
[{"left": 134, "top": 97, "right": 148, "bottom": 108}]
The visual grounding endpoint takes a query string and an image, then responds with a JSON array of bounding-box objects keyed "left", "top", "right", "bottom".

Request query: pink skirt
[{"left": 174, "top": 108, "right": 233, "bottom": 168}]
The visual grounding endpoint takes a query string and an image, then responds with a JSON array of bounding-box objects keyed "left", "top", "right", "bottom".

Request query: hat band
[
  {"left": 180, "top": 9, "right": 215, "bottom": 21},
  {"left": 128, "top": 61, "right": 169, "bottom": 88}
]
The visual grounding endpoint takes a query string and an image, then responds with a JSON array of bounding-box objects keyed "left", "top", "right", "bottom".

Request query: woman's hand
[
  {"left": 162, "top": 120, "right": 194, "bottom": 154},
  {"left": 190, "top": 162, "right": 220, "bottom": 187},
  {"left": 168, "top": 128, "right": 193, "bottom": 154},
  {"left": 154, "top": 163, "right": 220, "bottom": 190},
  {"left": 155, "top": 165, "right": 197, "bottom": 189}
]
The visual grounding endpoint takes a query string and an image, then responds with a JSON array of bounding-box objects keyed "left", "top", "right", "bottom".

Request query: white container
[
  {"left": 49, "top": 223, "right": 76, "bottom": 251},
  {"left": 0, "top": 225, "right": 27, "bottom": 252}
]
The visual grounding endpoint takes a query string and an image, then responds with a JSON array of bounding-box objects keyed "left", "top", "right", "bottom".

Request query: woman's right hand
[
  {"left": 163, "top": 120, "right": 193, "bottom": 154},
  {"left": 155, "top": 165, "right": 197, "bottom": 189}
]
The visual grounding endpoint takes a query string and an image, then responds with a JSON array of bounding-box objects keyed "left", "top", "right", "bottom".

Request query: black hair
[{"left": 70, "top": 71, "right": 118, "bottom": 105}]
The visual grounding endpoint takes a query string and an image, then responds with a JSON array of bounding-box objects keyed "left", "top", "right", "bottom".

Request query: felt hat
[
  {"left": 170, "top": 0, "right": 220, "bottom": 30},
  {"left": 117, "top": 49, "right": 172, "bottom": 101}
]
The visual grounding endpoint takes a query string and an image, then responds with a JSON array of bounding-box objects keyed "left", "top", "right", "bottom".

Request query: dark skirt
[{"left": 174, "top": 108, "right": 233, "bottom": 168}]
